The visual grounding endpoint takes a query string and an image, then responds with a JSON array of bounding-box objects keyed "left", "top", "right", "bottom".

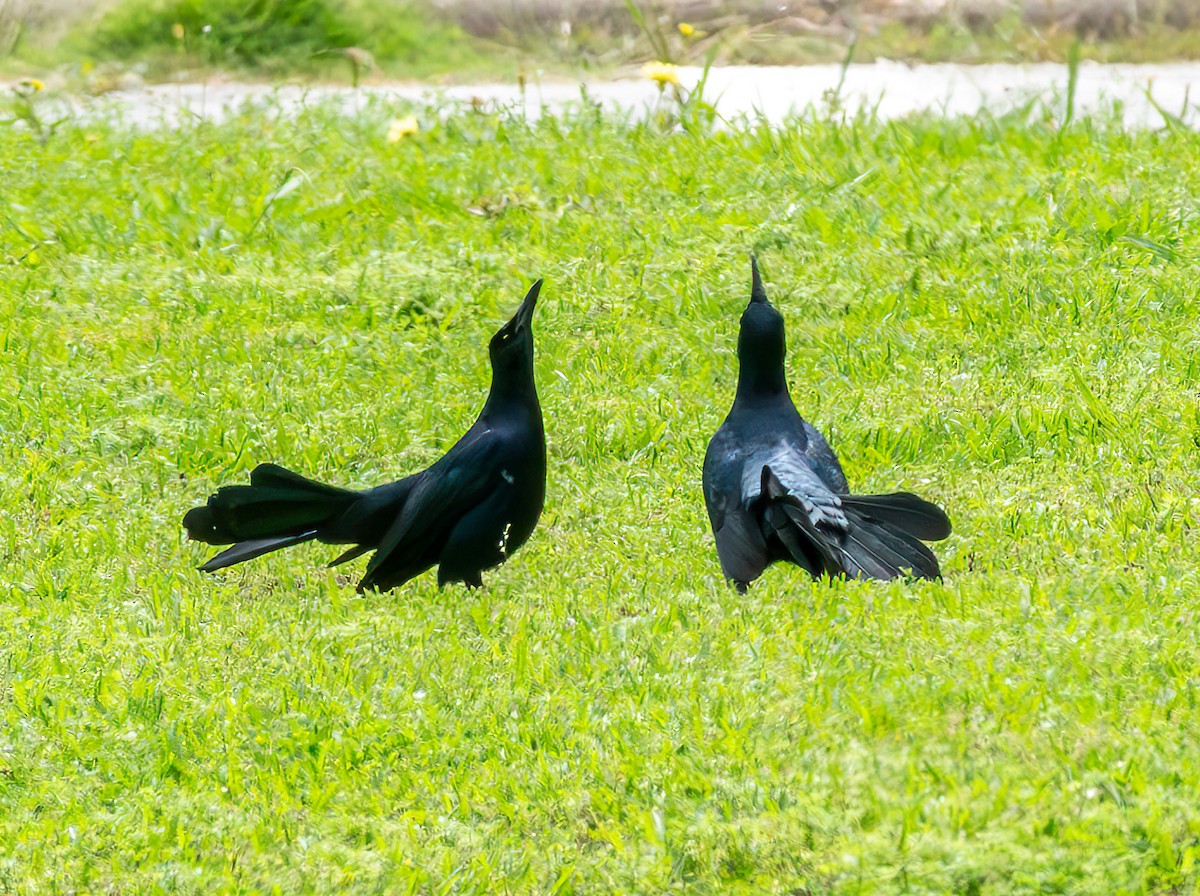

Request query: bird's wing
[
  {"left": 802, "top": 421, "right": 849, "bottom": 493},
  {"left": 358, "top": 425, "right": 502, "bottom": 591},
  {"left": 703, "top": 429, "right": 769, "bottom": 586},
  {"left": 710, "top": 498, "right": 770, "bottom": 586},
  {"left": 744, "top": 443, "right": 848, "bottom": 530}
]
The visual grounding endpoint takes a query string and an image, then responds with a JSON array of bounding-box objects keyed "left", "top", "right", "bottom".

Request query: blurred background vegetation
[{"left": 2, "top": 0, "right": 1200, "bottom": 83}]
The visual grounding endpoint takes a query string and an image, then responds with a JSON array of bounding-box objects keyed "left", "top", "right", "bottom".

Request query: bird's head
[
  {"left": 488, "top": 278, "right": 541, "bottom": 379},
  {"left": 737, "top": 256, "right": 786, "bottom": 368}
]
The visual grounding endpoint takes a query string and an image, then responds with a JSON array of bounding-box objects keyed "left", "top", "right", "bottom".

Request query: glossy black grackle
[
  {"left": 184, "top": 279, "right": 547, "bottom": 591},
  {"left": 702, "top": 259, "right": 950, "bottom": 590}
]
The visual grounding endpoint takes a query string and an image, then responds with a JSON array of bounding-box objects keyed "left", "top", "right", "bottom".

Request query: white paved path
[{"left": 37, "top": 62, "right": 1200, "bottom": 127}]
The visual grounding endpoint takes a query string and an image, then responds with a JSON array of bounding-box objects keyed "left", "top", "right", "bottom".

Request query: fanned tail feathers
[
  {"left": 839, "top": 492, "right": 952, "bottom": 541},
  {"left": 184, "top": 463, "right": 359, "bottom": 572},
  {"left": 761, "top": 465, "right": 946, "bottom": 582}
]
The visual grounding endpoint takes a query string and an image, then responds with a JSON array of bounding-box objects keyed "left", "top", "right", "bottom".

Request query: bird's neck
[
  {"left": 734, "top": 364, "right": 790, "bottom": 405},
  {"left": 483, "top": 371, "right": 540, "bottom": 414}
]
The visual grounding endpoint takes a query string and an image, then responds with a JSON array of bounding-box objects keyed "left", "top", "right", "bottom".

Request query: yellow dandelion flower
[
  {"left": 641, "top": 61, "right": 680, "bottom": 86},
  {"left": 678, "top": 22, "right": 695, "bottom": 37},
  {"left": 172, "top": 22, "right": 185, "bottom": 40},
  {"left": 387, "top": 116, "right": 419, "bottom": 143}
]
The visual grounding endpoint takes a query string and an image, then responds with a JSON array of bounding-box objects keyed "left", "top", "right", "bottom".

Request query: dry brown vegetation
[
  {"left": 4, "top": 0, "right": 1200, "bottom": 69},
  {"left": 1, "top": 0, "right": 101, "bottom": 49},
  {"left": 434, "top": 0, "right": 1200, "bottom": 43}
]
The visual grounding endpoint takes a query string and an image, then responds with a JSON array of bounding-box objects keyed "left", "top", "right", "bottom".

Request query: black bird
[
  {"left": 702, "top": 259, "right": 951, "bottom": 590},
  {"left": 184, "top": 279, "right": 547, "bottom": 591}
]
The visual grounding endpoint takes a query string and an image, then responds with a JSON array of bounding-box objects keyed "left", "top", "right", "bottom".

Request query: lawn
[{"left": 2, "top": 89, "right": 1200, "bottom": 894}]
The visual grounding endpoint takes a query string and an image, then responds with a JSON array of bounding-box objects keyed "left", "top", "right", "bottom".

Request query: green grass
[{"left": 3, "top": 92, "right": 1200, "bottom": 893}]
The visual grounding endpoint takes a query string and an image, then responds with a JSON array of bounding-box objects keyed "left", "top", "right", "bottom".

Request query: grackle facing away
[
  {"left": 184, "top": 279, "right": 547, "bottom": 591},
  {"left": 702, "top": 259, "right": 951, "bottom": 591}
]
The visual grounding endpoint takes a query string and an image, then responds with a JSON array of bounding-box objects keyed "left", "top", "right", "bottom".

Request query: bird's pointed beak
[
  {"left": 750, "top": 256, "right": 770, "bottom": 305},
  {"left": 510, "top": 278, "right": 542, "bottom": 330}
]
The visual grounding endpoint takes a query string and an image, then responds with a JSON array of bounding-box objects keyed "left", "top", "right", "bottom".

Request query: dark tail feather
[
  {"left": 248, "top": 463, "right": 354, "bottom": 496},
  {"left": 200, "top": 533, "right": 319, "bottom": 572},
  {"left": 839, "top": 513, "right": 942, "bottom": 580},
  {"left": 761, "top": 466, "right": 944, "bottom": 582},
  {"left": 328, "top": 544, "right": 372, "bottom": 567},
  {"left": 761, "top": 467, "right": 842, "bottom": 578},
  {"left": 840, "top": 493, "right": 952, "bottom": 541},
  {"left": 763, "top": 501, "right": 824, "bottom": 577},
  {"left": 184, "top": 463, "right": 358, "bottom": 572}
]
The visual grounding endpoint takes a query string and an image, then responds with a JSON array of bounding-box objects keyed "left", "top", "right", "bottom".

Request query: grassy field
[{"left": 3, "top": 88, "right": 1200, "bottom": 894}]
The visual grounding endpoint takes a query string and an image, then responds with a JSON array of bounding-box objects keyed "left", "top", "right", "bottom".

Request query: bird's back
[{"left": 705, "top": 393, "right": 831, "bottom": 505}]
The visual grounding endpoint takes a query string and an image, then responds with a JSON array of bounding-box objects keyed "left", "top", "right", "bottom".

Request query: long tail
[
  {"left": 761, "top": 466, "right": 950, "bottom": 581},
  {"left": 183, "top": 463, "right": 359, "bottom": 572}
]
